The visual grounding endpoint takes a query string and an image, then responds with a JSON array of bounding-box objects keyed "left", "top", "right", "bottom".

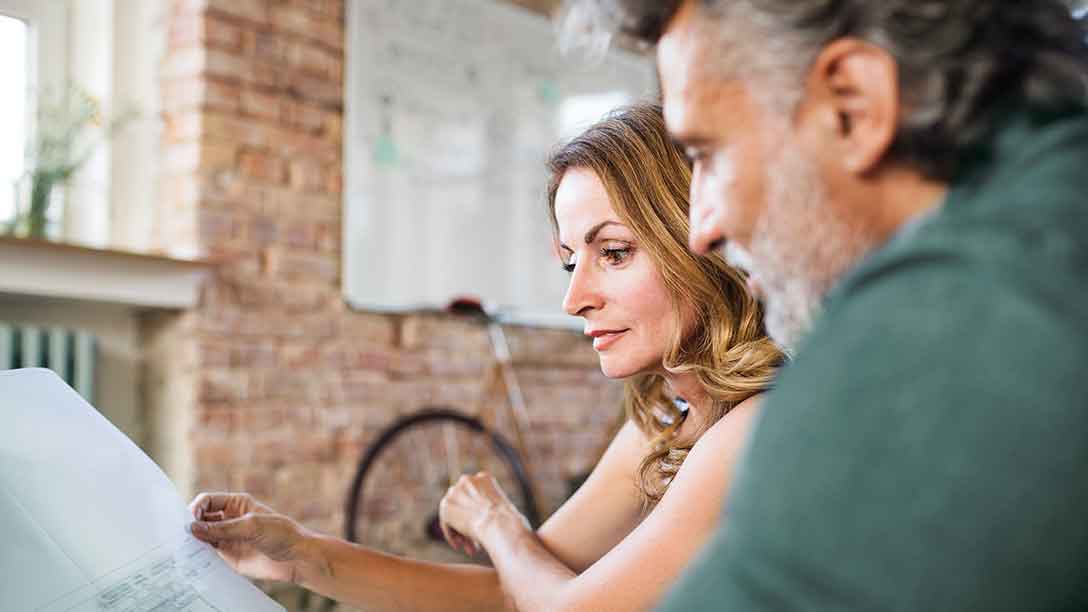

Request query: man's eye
[
  {"left": 600, "top": 247, "right": 631, "bottom": 265},
  {"left": 685, "top": 147, "right": 706, "bottom": 163}
]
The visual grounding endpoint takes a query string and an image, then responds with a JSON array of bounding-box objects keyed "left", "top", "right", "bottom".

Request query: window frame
[
  {"left": 0, "top": 0, "right": 69, "bottom": 235},
  {"left": 0, "top": 0, "right": 69, "bottom": 141}
]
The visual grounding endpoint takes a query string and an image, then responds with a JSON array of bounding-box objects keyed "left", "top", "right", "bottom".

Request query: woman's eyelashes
[
  {"left": 600, "top": 245, "right": 632, "bottom": 265},
  {"left": 562, "top": 243, "right": 633, "bottom": 273}
]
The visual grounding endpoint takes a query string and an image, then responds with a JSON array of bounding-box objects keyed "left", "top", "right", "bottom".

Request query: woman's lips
[{"left": 592, "top": 329, "right": 629, "bottom": 351}]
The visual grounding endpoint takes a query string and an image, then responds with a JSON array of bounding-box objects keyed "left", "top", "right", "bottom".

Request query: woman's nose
[{"left": 562, "top": 263, "right": 602, "bottom": 317}]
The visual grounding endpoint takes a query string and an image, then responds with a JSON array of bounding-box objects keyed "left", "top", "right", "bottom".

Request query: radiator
[{"left": 0, "top": 323, "right": 96, "bottom": 401}]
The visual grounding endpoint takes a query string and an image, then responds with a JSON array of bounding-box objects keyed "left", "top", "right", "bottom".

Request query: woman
[{"left": 189, "top": 103, "right": 783, "bottom": 611}]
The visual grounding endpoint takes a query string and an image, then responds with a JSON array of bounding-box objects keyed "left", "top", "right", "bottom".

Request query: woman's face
[{"left": 554, "top": 168, "right": 679, "bottom": 379}]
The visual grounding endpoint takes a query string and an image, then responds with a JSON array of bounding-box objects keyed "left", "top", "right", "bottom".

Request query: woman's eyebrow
[
  {"left": 559, "top": 220, "right": 626, "bottom": 252},
  {"left": 583, "top": 221, "right": 624, "bottom": 244}
]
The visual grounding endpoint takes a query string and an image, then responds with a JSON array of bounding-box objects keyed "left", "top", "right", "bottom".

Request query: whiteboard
[{"left": 342, "top": 0, "right": 656, "bottom": 328}]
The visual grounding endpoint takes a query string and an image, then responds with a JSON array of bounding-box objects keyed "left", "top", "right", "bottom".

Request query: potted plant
[{"left": 7, "top": 85, "right": 134, "bottom": 240}]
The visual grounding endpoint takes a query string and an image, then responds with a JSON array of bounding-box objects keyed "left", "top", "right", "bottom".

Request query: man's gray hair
[{"left": 561, "top": 0, "right": 1088, "bottom": 180}]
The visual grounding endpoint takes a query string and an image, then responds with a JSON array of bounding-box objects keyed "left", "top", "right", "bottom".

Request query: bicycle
[{"left": 301, "top": 300, "right": 558, "bottom": 611}]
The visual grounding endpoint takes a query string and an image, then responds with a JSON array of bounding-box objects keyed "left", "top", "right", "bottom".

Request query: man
[{"left": 564, "top": 1, "right": 1088, "bottom": 609}]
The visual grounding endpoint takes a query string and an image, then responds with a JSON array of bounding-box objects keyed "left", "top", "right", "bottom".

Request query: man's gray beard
[{"left": 725, "top": 135, "right": 875, "bottom": 354}]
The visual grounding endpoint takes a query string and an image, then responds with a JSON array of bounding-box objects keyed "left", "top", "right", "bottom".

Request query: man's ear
[{"left": 799, "top": 38, "right": 900, "bottom": 175}]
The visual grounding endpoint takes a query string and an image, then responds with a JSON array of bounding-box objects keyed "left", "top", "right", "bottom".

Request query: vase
[
  {"left": 27, "top": 171, "right": 58, "bottom": 240},
  {"left": 10, "top": 171, "right": 64, "bottom": 240}
]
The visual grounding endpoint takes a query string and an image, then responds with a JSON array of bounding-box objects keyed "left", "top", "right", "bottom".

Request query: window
[
  {"left": 0, "top": 0, "right": 68, "bottom": 238},
  {"left": 0, "top": 0, "right": 164, "bottom": 251},
  {"left": 0, "top": 15, "right": 28, "bottom": 228}
]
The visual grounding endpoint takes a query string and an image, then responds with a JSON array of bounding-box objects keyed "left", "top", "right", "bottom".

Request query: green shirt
[{"left": 659, "top": 109, "right": 1088, "bottom": 611}]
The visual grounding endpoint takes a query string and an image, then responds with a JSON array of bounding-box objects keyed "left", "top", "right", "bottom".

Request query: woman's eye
[
  {"left": 600, "top": 247, "right": 631, "bottom": 265},
  {"left": 562, "top": 255, "right": 577, "bottom": 273}
]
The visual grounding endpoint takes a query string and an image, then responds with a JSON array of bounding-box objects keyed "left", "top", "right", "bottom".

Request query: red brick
[
  {"left": 240, "top": 88, "right": 281, "bottom": 122},
  {"left": 206, "top": 0, "right": 268, "bottom": 25},
  {"left": 247, "top": 31, "right": 291, "bottom": 63},
  {"left": 289, "top": 42, "right": 341, "bottom": 80},
  {"left": 262, "top": 247, "right": 338, "bottom": 283},
  {"left": 281, "top": 100, "right": 326, "bottom": 133},
  {"left": 204, "top": 48, "right": 250, "bottom": 83},
  {"left": 193, "top": 439, "right": 241, "bottom": 467},
  {"left": 286, "top": 73, "right": 342, "bottom": 107},
  {"left": 204, "top": 79, "right": 242, "bottom": 112},
  {"left": 199, "top": 371, "right": 248, "bottom": 402},
  {"left": 197, "top": 208, "right": 241, "bottom": 244},
  {"left": 251, "top": 61, "right": 292, "bottom": 91},
  {"left": 203, "top": 14, "right": 243, "bottom": 51},
  {"left": 314, "top": 219, "right": 340, "bottom": 253},
  {"left": 325, "top": 165, "right": 342, "bottom": 194},
  {"left": 269, "top": 3, "right": 341, "bottom": 48},
  {"left": 266, "top": 127, "right": 339, "bottom": 162},
  {"left": 340, "top": 313, "right": 396, "bottom": 345},
  {"left": 322, "top": 111, "right": 342, "bottom": 142},
  {"left": 276, "top": 283, "right": 334, "bottom": 313},
  {"left": 231, "top": 342, "right": 280, "bottom": 368},
  {"left": 243, "top": 401, "right": 289, "bottom": 433},
  {"left": 287, "top": 159, "right": 324, "bottom": 192},
  {"left": 245, "top": 214, "right": 279, "bottom": 245},
  {"left": 281, "top": 219, "right": 317, "bottom": 249},
  {"left": 197, "top": 402, "right": 240, "bottom": 435},
  {"left": 203, "top": 112, "right": 269, "bottom": 148},
  {"left": 238, "top": 149, "right": 286, "bottom": 183}
]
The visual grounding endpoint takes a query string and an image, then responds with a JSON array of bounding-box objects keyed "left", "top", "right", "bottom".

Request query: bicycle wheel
[{"left": 343, "top": 407, "right": 540, "bottom": 564}]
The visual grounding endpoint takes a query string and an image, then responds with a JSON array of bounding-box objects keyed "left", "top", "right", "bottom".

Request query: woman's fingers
[
  {"left": 439, "top": 493, "right": 476, "bottom": 555},
  {"left": 189, "top": 492, "right": 247, "bottom": 520},
  {"left": 191, "top": 513, "right": 258, "bottom": 544}
]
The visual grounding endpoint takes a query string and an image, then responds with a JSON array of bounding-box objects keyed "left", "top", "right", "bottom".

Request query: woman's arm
[
  {"left": 189, "top": 493, "right": 511, "bottom": 612},
  {"left": 294, "top": 535, "right": 512, "bottom": 611},
  {"left": 443, "top": 395, "right": 765, "bottom": 612},
  {"left": 190, "top": 419, "right": 650, "bottom": 611}
]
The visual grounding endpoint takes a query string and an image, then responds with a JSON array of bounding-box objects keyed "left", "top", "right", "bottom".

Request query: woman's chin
[{"left": 598, "top": 357, "right": 653, "bottom": 380}]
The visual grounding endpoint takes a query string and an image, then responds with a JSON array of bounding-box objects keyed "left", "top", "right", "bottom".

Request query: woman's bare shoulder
[{"left": 688, "top": 392, "right": 766, "bottom": 458}]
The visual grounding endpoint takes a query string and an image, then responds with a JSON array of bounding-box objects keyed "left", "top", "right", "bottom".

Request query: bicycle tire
[{"left": 344, "top": 407, "right": 541, "bottom": 546}]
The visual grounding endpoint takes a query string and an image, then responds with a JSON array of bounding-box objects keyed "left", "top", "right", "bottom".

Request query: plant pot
[{"left": 10, "top": 171, "right": 64, "bottom": 240}]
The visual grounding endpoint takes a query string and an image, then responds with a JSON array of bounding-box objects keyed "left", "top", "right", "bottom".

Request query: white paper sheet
[{"left": 0, "top": 368, "right": 286, "bottom": 612}]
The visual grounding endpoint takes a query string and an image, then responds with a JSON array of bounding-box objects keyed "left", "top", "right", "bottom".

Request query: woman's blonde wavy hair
[{"left": 546, "top": 102, "right": 784, "bottom": 506}]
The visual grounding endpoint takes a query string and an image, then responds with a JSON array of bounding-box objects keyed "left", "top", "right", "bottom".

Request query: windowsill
[{"left": 0, "top": 235, "right": 213, "bottom": 309}]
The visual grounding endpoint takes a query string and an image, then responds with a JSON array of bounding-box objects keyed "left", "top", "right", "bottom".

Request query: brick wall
[{"left": 146, "top": 0, "right": 623, "bottom": 592}]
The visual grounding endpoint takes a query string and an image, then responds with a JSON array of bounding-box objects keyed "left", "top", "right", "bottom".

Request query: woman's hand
[
  {"left": 438, "top": 472, "right": 532, "bottom": 557},
  {"left": 188, "top": 492, "right": 322, "bottom": 584}
]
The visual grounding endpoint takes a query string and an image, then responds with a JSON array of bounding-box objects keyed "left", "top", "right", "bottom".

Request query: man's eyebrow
[
  {"left": 558, "top": 220, "right": 626, "bottom": 252},
  {"left": 672, "top": 134, "right": 713, "bottom": 149}
]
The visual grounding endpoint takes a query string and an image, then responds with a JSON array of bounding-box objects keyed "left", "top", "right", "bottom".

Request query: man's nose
[{"left": 688, "top": 197, "right": 725, "bottom": 255}]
